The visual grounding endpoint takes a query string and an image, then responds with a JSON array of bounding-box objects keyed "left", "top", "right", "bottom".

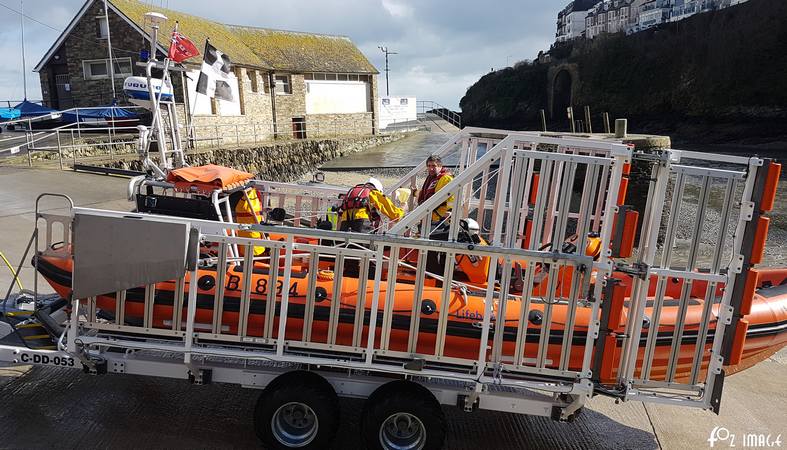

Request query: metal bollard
[
  {"left": 584, "top": 106, "right": 593, "bottom": 134},
  {"left": 567, "top": 107, "right": 575, "bottom": 133},
  {"left": 615, "top": 119, "right": 628, "bottom": 138},
  {"left": 57, "top": 131, "right": 63, "bottom": 170}
]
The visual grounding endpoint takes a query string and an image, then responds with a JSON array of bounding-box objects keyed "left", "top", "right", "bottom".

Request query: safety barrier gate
[
  {"left": 2, "top": 129, "right": 777, "bottom": 421},
  {"left": 611, "top": 150, "right": 780, "bottom": 411}
]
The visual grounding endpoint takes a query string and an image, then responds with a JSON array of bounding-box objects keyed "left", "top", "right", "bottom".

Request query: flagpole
[
  {"left": 190, "top": 38, "right": 210, "bottom": 119},
  {"left": 103, "top": 0, "right": 116, "bottom": 102}
]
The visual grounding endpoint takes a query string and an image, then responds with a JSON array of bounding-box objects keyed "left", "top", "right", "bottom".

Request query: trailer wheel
[
  {"left": 361, "top": 380, "right": 446, "bottom": 450},
  {"left": 254, "top": 371, "right": 339, "bottom": 449}
]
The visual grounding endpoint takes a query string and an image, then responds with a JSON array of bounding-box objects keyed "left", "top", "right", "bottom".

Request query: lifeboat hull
[{"left": 35, "top": 254, "right": 787, "bottom": 383}]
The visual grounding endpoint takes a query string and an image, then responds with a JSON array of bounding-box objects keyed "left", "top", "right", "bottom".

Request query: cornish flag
[{"left": 196, "top": 41, "right": 234, "bottom": 102}]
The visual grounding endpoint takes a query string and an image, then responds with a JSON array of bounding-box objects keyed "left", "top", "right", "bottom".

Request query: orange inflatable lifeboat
[{"left": 34, "top": 250, "right": 787, "bottom": 384}]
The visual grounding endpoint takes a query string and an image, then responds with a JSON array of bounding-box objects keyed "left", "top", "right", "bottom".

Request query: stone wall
[
  {"left": 101, "top": 133, "right": 408, "bottom": 182},
  {"left": 305, "top": 113, "right": 374, "bottom": 137},
  {"left": 370, "top": 73, "right": 380, "bottom": 134},
  {"left": 188, "top": 67, "right": 276, "bottom": 144},
  {"left": 44, "top": 1, "right": 176, "bottom": 108},
  {"left": 273, "top": 73, "right": 307, "bottom": 133},
  {"left": 38, "top": 71, "right": 53, "bottom": 107}
]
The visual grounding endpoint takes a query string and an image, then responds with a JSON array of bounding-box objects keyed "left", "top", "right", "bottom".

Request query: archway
[{"left": 552, "top": 69, "right": 573, "bottom": 126}]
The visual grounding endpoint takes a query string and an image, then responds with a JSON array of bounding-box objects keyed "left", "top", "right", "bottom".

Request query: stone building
[
  {"left": 33, "top": 0, "right": 380, "bottom": 140},
  {"left": 556, "top": 0, "right": 598, "bottom": 42},
  {"left": 560, "top": 0, "right": 750, "bottom": 40},
  {"left": 585, "top": 0, "right": 634, "bottom": 39}
]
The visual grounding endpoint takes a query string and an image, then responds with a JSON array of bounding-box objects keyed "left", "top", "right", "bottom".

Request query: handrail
[
  {"left": 417, "top": 100, "right": 462, "bottom": 129},
  {"left": 1, "top": 114, "right": 411, "bottom": 165}
]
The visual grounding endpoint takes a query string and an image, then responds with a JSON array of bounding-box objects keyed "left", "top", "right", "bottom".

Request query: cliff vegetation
[{"left": 460, "top": 0, "right": 787, "bottom": 144}]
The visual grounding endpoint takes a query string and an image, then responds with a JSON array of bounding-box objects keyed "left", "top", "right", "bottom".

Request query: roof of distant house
[
  {"left": 34, "top": 0, "right": 378, "bottom": 74},
  {"left": 572, "top": 0, "right": 603, "bottom": 12}
]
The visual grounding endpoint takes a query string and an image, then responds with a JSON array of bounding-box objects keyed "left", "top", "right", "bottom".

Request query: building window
[
  {"left": 96, "top": 17, "right": 109, "bottom": 39},
  {"left": 274, "top": 75, "right": 291, "bottom": 94},
  {"left": 84, "top": 60, "right": 108, "bottom": 79},
  {"left": 82, "top": 57, "right": 132, "bottom": 80},
  {"left": 111, "top": 58, "right": 132, "bottom": 76}
]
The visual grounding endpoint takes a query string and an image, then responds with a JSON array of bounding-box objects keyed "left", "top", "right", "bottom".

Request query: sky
[{"left": 0, "top": 0, "right": 559, "bottom": 111}]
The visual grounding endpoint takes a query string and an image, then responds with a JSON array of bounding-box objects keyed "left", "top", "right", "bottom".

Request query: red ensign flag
[{"left": 169, "top": 31, "right": 200, "bottom": 63}]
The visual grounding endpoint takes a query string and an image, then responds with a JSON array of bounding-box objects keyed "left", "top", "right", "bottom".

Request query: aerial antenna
[{"left": 378, "top": 46, "right": 397, "bottom": 97}]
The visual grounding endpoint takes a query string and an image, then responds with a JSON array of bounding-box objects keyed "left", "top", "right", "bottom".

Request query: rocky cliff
[{"left": 460, "top": 0, "right": 787, "bottom": 145}]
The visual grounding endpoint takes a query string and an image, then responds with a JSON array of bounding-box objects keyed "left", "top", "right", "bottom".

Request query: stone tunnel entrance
[{"left": 552, "top": 69, "right": 573, "bottom": 127}]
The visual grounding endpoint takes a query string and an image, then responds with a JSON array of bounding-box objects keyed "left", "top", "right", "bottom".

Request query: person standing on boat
[
  {"left": 339, "top": 177, "right": 403, "bottom": 233},
  {"left": 414, "top": 155, "right": 454, "bottom": 226},
  {"left": 414, "top": 155, "right": 455, "bottom": 274}
]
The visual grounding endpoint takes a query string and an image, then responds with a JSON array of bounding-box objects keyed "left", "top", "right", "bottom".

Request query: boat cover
[
  {"left": 61, "top": 106, "right": 138, "bottom": 122},
  {"left": 0, "top": 107, "right": 20, "bottom": 120},
  {"left": 13, "top": 100, "right": 56, "bottom": 118},
  {"left": 167, "top": 164, "right": 254, "bottom": 192}
]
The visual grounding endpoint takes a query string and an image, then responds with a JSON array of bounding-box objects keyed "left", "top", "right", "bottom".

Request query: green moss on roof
[
  {"left": 229, "top": 27, "right": 377, "bottom": 74},
  {"left": 109, "top": 0, "right": 377, "bottom": 73}
]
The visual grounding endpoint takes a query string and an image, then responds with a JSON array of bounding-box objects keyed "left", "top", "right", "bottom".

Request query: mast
[
  {"left": 20, "top": 0, "right": 27, "bottom": 100},
  {"left": 104, "top": 0, "right": 117, "bottom": 101}
]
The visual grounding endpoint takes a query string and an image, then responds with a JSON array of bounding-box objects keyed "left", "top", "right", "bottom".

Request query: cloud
[
  {"left": 381, "top": 0, "right": 414, "bottom": 18},
  {"left": 0, "top": 0, "right": 562, "bottom": 110}
]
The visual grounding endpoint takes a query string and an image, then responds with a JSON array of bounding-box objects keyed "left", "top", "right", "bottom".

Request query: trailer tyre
[
  {"left": 254, "top": 371, "right": 339, "bottom": 449},
  {"left": 361, "top": 380, "right": 446, "bottom": 450}
]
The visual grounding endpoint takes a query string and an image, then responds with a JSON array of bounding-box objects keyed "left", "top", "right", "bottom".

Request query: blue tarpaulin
[
  {"left": 61, "top": 106, "right": 138, "bottom": 122},
  {"left": 0, "top": 108, "right": 20, "bottom": 120},
  {"left": 13, "top": 100, "right": 57, "bottom": 118}
]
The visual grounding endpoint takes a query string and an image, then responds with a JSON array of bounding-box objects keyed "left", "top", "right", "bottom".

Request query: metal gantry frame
[{"left": 0, "top": 130, "right": 772, "bottom": 422}]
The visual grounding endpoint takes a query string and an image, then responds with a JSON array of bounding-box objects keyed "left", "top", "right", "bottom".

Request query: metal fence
[
  {"left": 1, "top": 105, "right": 414, "bottom": 168},
  {"left": 417, "top": 101, "right": 462, "bottom": 129}
]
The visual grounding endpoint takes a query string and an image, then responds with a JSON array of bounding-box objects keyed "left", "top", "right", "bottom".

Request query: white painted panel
[
  {"left": 218, "top": 76, "right": 242, "bottom": 117},
  {"left": 378, "top": 96, "right": 417, "bottom": 129},
  {"left": 185, "top": 69, "right": 242, "bottom": 116},
  {"left": 186, "top": 69, "right": 212, "bottom": 116},
  {"left": 305, "top": 81, "right": 368, "bottom": 114}
]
